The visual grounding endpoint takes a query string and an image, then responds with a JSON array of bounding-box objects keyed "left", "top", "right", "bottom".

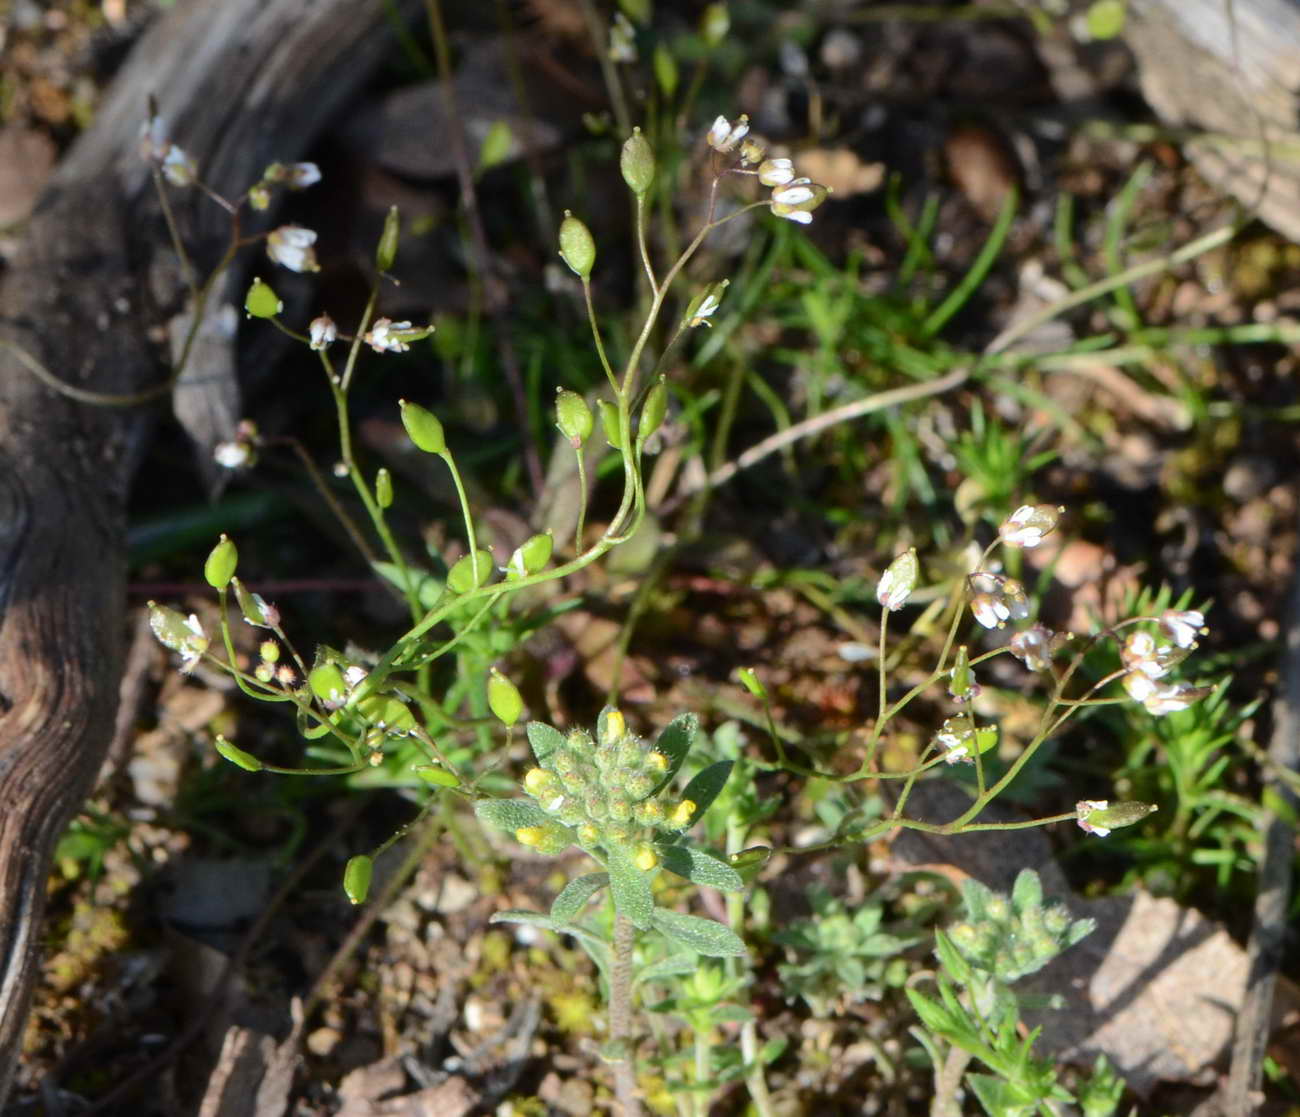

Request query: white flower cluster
[
  {"left": 968, "top": 505, "right": 1210, "bottom": 719},
  {"left": 706, "top": 115, "right": 831, "bottom": 225}
]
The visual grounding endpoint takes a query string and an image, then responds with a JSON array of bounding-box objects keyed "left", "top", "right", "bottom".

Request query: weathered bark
[
  {"left": 1128, "top": 0, "right": 1300, "bottom": 241},
  {"left": 0, "top": 0, "right": 403, "bottom": 1104}
]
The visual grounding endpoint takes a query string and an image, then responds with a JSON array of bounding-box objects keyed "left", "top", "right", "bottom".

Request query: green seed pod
[
  {"left": 375, "top": 468, "right": 393, "bottom": 509},
  {"left": 355, "top": 693, "right": 415, "bottom": 732},
  {"left": 487, "top": 668, "right": 524, "bottom": 727},
  {"left": 736, "top": 667, "right": 767, "bottom": 699},
  {"left": 399, "top": 399, "right": 446, "bottom": 455},
  {"left": 204, "top": 534, "right": 238, "bottom": 590},
  {"left": 309, "top": 662, "right": 347, "bottom": 704},
  {"left": 414, "top": 764, "right": 461, "bottom": 788},
  {"left": 376, "top": 205, "right": 400, "bottom": 271},
  {"left": 639, "top": 378, "right": 668, "bottom": 443},
  {"left": 620, "top": 128, "right": 655, "bottom": 196},
  {"left": 558, "top": 211, "right": 596, "bottom": 279},
  {"left": 949, "top": 645, "right": 973, "bottom": 700},
  {"left": 244, "top": 277, "right": 283, "bottom": 319},
  {"left": 215, "top": 735, "right": 263, "bottom": 772},
  {"left": 343, "top": 854, "right": 374, "bottom": 905},
  {"left": 507, "top": 532, "right": 553, "bottom": 579},
  {"left": 652, "top": 45, "right": 678, "bottom": 98},
  {"left": 148, "top": 602, "right": 208, "bottom": 658},
  {"left": 446, "top": 549, "right": 494, "bottom": 594},
  {"left": 727, "top": 845, "right": 770, "bottom": 883},
  {"left": 700, "top": 2, "right": 729, "bottom": 47},
  {"left": 556, "top": 389, "right": 593, "bottom": 446},
  {"left": 598, "top": 400, "right": 622, "bottom": 448}
]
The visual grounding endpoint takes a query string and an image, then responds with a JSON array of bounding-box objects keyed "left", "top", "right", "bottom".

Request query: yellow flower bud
[{"left": 634, "top": 844, "right": 659, "bottom": 871}]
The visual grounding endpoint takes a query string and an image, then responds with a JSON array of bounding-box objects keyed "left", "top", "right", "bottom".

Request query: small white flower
[
  {"left": 1009, "top": 625, "right": 1053, "bottom": 672},
  {"left": 213, "top": 440, "right": 252, "bottom": 469},
  {"left": 774, "top": 208, "right": 813, "bottom": 225},
  {"left": 758, "top": 157, "right": 796, "bottom": 187},
  {"left": 266, "top": 225, "right": 320, "bottom": 273},
  {"left": 1076, "top": 800, "right": 1110, "bottom": 838},
  {"left": 364, "top": 317, "right": 414, "bottom": 353},
  {"left": 1141, "top": 680, "right": 1210, "bottom": 716},
  {"left": 876, "top": 549, "right": 919, "bottom": 612},
  {"left": 1001, "top": 579, "right": 1031, "bottom": 621},
  {"left": 692, "top": 293, "right": 721, "bottom": 326},
  {"left": 309, "top": 313, "right": 337, "bottom": 350},
  {"left": 161, "top": 144, "right": 197, "bottom": 187},
  {"left": 283, "top": 162, "right": 321, "bottom": 189},
  {"left": 998, "top": 504, "right": 1062, "bottom": 548},
  {"left": 1121, "top": 669, "right": 1159, "bottom": 703},
  {"left": 970, "top": 591, "right": 1010, "bottom": 629},
  {"left": 343, "top": 665, "right": 369, "bottom": 688},
  {"left": 935, "top": 722, "right": 972, "bottom": 764},
  {"left": 1160, "top": 609, "right": 1206, "bottom": 649},
  {"left": 707, "top": 114, "right": 750, "bottom": 153},
  {"left": 139, "top": 115, "right": 169, "bottom": 162},
  {"left": 771, "top": 178, "right": 816, "bottom": 207},
  {"left": 609, "top": 11, "right": 637, "bottom": 62},
  {"left": 1120, "top": 631, "right": 1186, "bottom": 679}
]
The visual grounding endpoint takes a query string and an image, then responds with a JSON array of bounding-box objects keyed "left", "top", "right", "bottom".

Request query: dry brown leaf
[{"left": 795, "top": 147, "right": 885, "bottom": 198}]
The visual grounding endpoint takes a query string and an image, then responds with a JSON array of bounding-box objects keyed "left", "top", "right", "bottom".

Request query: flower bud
[
  {"left": 600, "top": 708, "right": 627, "bottom": 746},
  {"left": 204, "top": 535, "right": 238, "bottom": 590},
  {"left": 558, "top": 211, "right": 596, "bottom": 278},
  {"left": 487, "top": 668, "right": 524, "bottom": 727},
  {"left": 232, "top": 578, "right": 278, "bottom": 628},
  {"left": 376, "top": 205, "right": 400, "bottom": 271},
  {"left": 244, "top": 277, "right": 282, "bottom": 319},
  {"left": 375, "top": 468, "right": 393, "bottom": 509},
  {"left": 259, "top": 640, "right": 280, "bottom": 664},
  {"left": 343, "top": 855, "right": 373, "bottom": 905},
  {"left": 399, "top": 400, "right": 447, "bottom": 454},
  {"left": 309, "top": 314, "right": 337, "bottom": 350},
  {"left": 556, "top": 389, "right": 593, "bottom": 446},
  {"left": 998, "top": 504, "right": 1063, "bottom": 548},
  {"left": 876, "top": 548, "right": 918, "bottom": 611},
  {"left": 634, "top": 845, "right": 659, "bottom": 872},
  {"left": 665, "top": 801, "right": 695, "bottom": 831},
  {"left": 215, "top": 735, "right": 262, "bottom": 772},
  {"left": 620, "top": 129, "right": 655, "bottom": 196},
  {"left": 636, "top": 800, "right": 665, "bottom": 826},
  {"left": 736, "top": 667, "right": 767, "bottom": 699}
]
